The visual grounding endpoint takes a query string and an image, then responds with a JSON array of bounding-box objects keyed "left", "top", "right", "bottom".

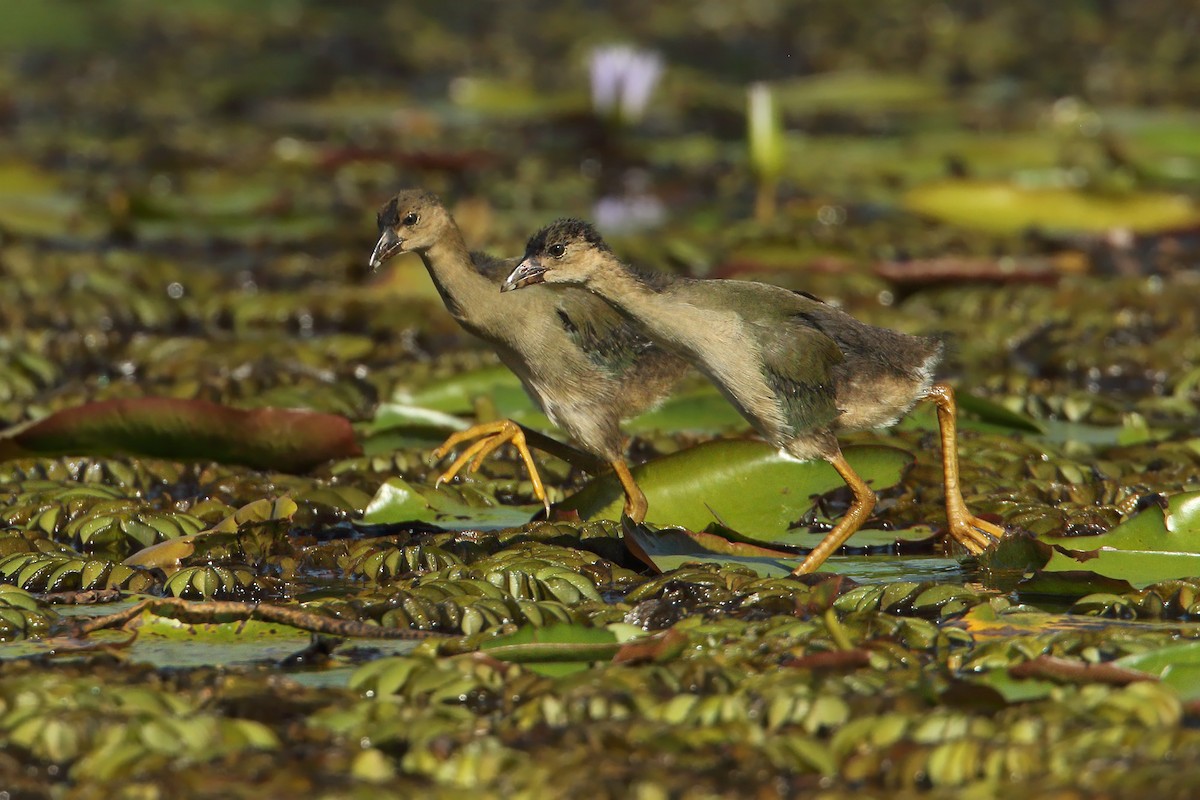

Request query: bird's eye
[
  {"left": 402, "top": 212, "right": 419, "bottom": 226},
  {"left": 548, "top": 243, "right": 566, "bottom": 258}
]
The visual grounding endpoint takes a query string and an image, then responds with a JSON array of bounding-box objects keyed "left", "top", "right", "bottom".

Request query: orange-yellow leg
[
  {"left": 923, "top": 383, "right": 1005, "bottom": 553},
  {"left": 611, "top": 460, "right": 648, "bottom": 523},
  {"left": 432, "top": 420, "right": 550, "bottom": 516},
  {"left": 791, "top": 451, "right": 877, "bottom": 576}
]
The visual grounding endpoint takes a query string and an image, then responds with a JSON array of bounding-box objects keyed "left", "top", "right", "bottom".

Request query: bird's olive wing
[
  {"left": 555, "top": 295, "right": 654, "bottom": 375},
  {"left": 758, "top": 320, "right": 844, "bottom": 432},
  {"left": 470, "top": 251, "right": 520, "bottom": 282}
]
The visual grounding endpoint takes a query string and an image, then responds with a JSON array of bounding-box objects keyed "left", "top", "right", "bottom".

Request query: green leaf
[
  {"left": 981, "top": 492, "right": 1200, "bottom": 593},
  {"left": 562, "top": 441, "right": 912, "bottom": 540},
  {"left": 955, "top": 393, "right": 1046, "bottom": 434},
  {"left": 903, "top": 180, "right": 1200, "bottom": 234},
  {"left": 622, "top": 518, "right": 798, "bottom": 577},
  {"left": 361, "top": 478, "right": 539, "bottom": 531},
  {"left": 401, "top": 367, "right": 553, "bottom": 430},
  {"left": 773, "top": 70, "right": 945, "bottom": 115},
  {"left": 0, "top": 398, "right": 361, "bottom": 473},
  {"left": 403, "top": 366, "right": 527, "bottom": 414},
  {"left": 964, "top": 670, "right": 1058, "bottom": 704},
  {"left": 624, "top": 387, "right": 747, "bottom": 435},
  {"left": 746, "top": 524, "right": 940, "bottom": 551},
  {"left": 481, "top": 623, "right": 620, "bottom": 676},
  {"left": 362, "top": 402, "right": 468, "bottom": 436},
  {"left": 1113, "top": 642, "right": 1200, "bottom": 701},
  {"left": 1038, "top": 491, "right": 1200, "bottom": 588}
]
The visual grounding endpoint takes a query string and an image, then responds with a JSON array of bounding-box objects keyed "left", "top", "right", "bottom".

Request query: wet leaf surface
[{"left": 561, "top": 441, "right": 912, "bottom": 535}]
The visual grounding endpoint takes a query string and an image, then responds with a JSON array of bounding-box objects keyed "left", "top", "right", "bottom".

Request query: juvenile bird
[
  {"left": 502, "top": 219, "right": 1003, "bottom": 574},
  {"left": 370, "top": 192, "right": 687, "bottom": 519}
]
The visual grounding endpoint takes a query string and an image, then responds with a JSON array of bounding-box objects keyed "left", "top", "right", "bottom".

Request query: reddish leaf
[
  {"left": 0, "top": 397, "right": 361, "bottom": 472},
  {"left": 782, "top": 649, "right": 871, "bottom": 671},
  {"left": 1009, "top": 655, "right": 1158, "bottom": 686},
  {"left": 612, "top": 628, "right": 688, "bottom": 665}
]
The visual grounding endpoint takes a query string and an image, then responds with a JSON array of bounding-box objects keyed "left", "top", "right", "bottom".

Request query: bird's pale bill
[
  {"left": 501, "top": 258, "right": 547, "bottom": 292},
  {"left": 369, "top": 229, "right": 403, "bottom": 270}
]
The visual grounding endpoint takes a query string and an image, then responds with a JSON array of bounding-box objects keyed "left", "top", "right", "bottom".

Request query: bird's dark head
[
  {"left": 369, "top": 189, "right": 450, "bottom": 269},
  {"left": 501, "top": 219, "right": 614, "bottom": 292}
]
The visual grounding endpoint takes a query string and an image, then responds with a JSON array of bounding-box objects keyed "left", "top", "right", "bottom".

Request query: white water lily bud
[{"left": 747, "top": 82, "right": 784, "bottom": 181}]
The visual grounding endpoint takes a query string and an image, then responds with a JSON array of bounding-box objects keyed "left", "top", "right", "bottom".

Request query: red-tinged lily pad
[
  {"left": 621, "top": 517, "right": 799, "bottom": 577},
  {"left": 0, "top": 398, "right": 361, "bottom": 473},
  {"left": 561, "top": 441, "right": 912, "bottom": 540},
  {"left": 481, "top": 623, "right": 622, "bottom": 676}
]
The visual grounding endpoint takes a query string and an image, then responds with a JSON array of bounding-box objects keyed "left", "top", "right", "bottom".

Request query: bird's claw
[
  {"left": 430, "top": 420, "right": 552, "bottom": 515},
  {"left": 946, "top": 513, "right": 1005, "bottom": 555}
]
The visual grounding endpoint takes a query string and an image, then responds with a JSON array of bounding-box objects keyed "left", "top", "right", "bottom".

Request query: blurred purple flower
[
  {"left": 589, "top": 45, "right": 663, "bottom": 124},
  {"left": 593, "top": 193, "right": 666, "bottom": 234}
]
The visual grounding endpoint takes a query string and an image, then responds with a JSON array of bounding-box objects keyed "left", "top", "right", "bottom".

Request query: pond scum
[{"left": 2, "top": 2, "right": 1200, "bottom": 797}]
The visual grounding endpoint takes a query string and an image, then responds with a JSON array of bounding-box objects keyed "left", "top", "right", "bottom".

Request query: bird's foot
[
  {"left": 944, "top": 507, "right": 1005, "bottom": 555},
  {"left": 432, "top": 420, "right": 551, "bottom": 516},
  {"left": 610, "top": 459, "right": 648, "bottom": 525},
  {"left": 621, "top": 496, "right": 647, "bottom": 525}
]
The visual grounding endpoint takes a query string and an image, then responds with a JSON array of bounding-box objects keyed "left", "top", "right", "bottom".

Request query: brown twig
[
  {"left": 1009, "top": 655, "right": 1156, "bottom": 686},
  {"left": 65, "top": 598, "right": 451, "bottom": 640},
  {"left": 39, "top": 588, "right": 125, "bottom": 605}
]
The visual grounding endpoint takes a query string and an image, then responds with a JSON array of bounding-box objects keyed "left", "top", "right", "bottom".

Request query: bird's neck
[
  {"left": 586, "top": 267, "right": 707, "bottom": 351},
  {"left": 417, "top": 230, "right": 495, "bottom": 318}
]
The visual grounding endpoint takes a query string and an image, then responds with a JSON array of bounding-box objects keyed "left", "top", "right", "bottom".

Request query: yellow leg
[
  {"left": 432, "top": 420, "right": 550, "bottom": 516},
  {"left": 792, "top": 451, "right": 877, "bottom": 576},
  {"left": 923, "top": 383, "right": 1005, "bottom": 554},
  {"left": 611, "top": 460, "right": 648, "bottom": 523}
]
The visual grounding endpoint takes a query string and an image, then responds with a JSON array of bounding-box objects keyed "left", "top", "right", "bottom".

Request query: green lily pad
[
  {"left": 562, "top": 441, "right": 912, "bottom": 539},
  {"left": 774, "top": 70, "right": 946, "bottom": 115},
  {"left": 904, "top": 180, "right": 1200, "bottom": 234},
  {"left": 450, "top": 77, "right": 586, "bottom": 119},
  {"left": 361, "top": 403, "right": 468, "bottom": 437},
  {"left": 955, "top": 393, "right": 1046, "bottom": 434},
  {"left": 622, "top": 518, "right": 798, "bottom": 577},
  {"left": 624, "top": 387, "right": 747, "bottom": 435},
  {"left": 361, "top": 478, "right": 539, "bottom": 531},
  {"left": 752, "top": 525, "right": 940, "bottom": 551},
  {"left": 816, "top": 555, "right": 964, "bottom": 584},
  {"left": 1116, "top": 641, "right": 1200, "bottom": 701},
  {"left": 402, "top": 367, "right": 552, "bottom": 430},
  {"left": 964, "top": 670, "right": 1058, "bottom": 704},
  {"left": 982, "top": 492, "right": 1200, "bottom": 594},
  {"left": 5, "top": 607, "right": 419, "bottom": 672},
  {"left": 359, "top": 403, "right": 470, "bottom": 452},
  {"left": 481, "top": 623, "right": 620, "bottom": 676},
  {"left": 1039, "top": 491, "right": 1200, "bottom": 587}
]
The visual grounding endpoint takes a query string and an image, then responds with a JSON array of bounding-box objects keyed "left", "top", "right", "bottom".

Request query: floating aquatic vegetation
[{"left": 3, "top": 2, "right": 1200, "bottom": 795}]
